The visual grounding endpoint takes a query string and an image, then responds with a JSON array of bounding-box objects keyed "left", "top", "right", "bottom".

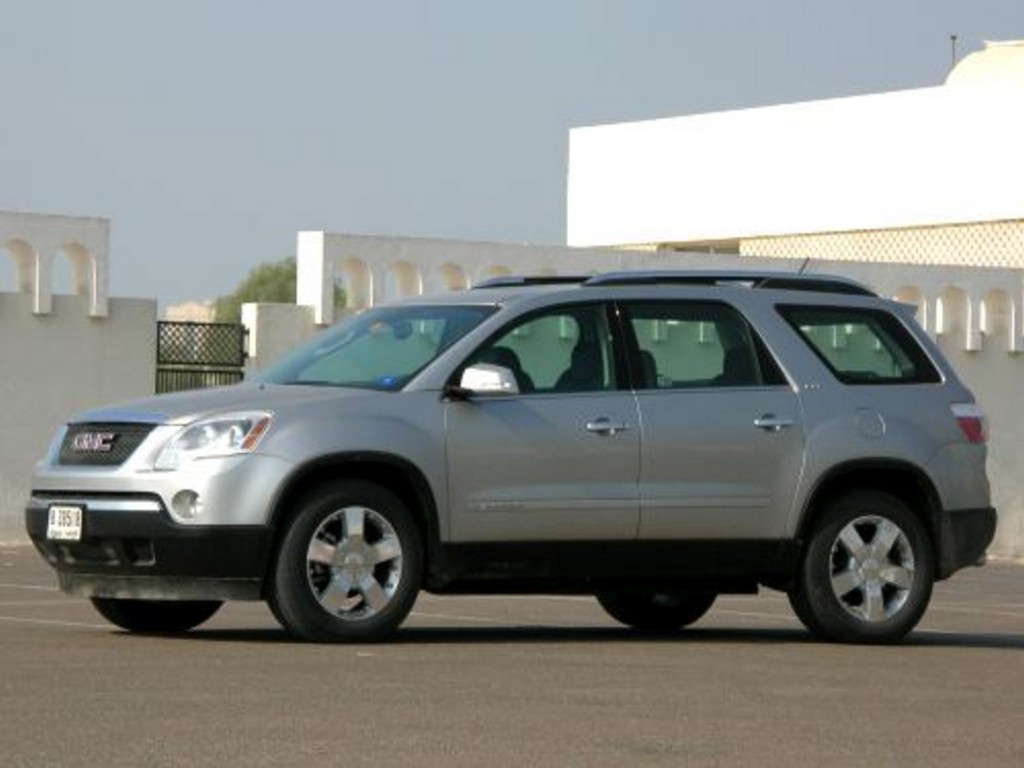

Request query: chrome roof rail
[
  {"left": 472, "top": 275, "right": 590, "bottom": 289},
  {"left": 582, "top": 270, "right": 876, "bottom": 296}
]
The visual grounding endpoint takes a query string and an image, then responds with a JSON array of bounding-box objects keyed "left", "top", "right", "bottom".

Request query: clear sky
[{"left": 1, "top": 0, "right": 1021, "bottom": 306}]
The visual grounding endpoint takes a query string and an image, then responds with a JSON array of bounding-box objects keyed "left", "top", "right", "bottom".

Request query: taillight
[{"left": 952, "top": 403, "right": 987, "bottom": 444}]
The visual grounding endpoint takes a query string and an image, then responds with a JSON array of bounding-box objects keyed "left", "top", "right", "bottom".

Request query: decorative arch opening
[
  {"left": 1, "top": 239, "right": 35, "bottom": 294},
  {"left": 54, "top": 243, "right": 94, "bottom": 297},
  {"left": 893, "top": 285, "right": 927, "bottom": 329},
  {"left": 981, "top": 288, "right": 1018, "bottom": 352},
  {"left": 935, "top": 286, "right": 967, "bottom": 336},
  {"left": 437, "top": 263, "right": 469, "bottom": 292},
  {"left": 936, "top": 285, "right": 982, "bottom": 351},
  {"left": 384, "top": 261, "right": 422, "bottom": 300},
  {"left": 337, "top": 259, "right": 373, "bottom": 310}
]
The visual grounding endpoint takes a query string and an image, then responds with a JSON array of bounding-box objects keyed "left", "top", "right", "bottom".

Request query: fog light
[{"left": 171, "top": 490, "right": 203, "bottom": 521}]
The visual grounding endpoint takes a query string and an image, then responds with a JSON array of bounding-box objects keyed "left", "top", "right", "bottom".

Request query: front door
[{"left": 445, "top": 303, "right": 641, "bottom": 542}]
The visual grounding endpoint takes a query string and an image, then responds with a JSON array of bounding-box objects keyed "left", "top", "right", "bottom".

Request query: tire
[
  {"left": 269, "top": 480, "right": 423, "bottom": 643},
  {"left": 90, "top": 598, "right": 222, "bottom": 633},
  {"left": 596, "top": 590, "right": 716, "bottom": 632},
  {"left": 789, "top": 490, "right": 934, "bottom": 644}
]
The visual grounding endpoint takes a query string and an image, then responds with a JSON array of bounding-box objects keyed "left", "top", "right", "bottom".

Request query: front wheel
[
  {"left": 90, "top": 598, "right": 222, "bottom": 633},
  {"left": 269, "top": 481, "right": 423, "bottom": 643},
  {"left": 789, "top": 490, "right": 934, "bottom": 644},
  {"left": 596, "top": 590, "right": 716, "bottom": 632}
]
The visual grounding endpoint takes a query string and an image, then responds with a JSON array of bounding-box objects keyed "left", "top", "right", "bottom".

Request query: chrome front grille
[{"left": 58, "top": 423, "right": 157, "bottom": 466}]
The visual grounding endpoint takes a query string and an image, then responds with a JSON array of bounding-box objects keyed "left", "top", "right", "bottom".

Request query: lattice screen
[{"left": 738, "top": 220, "right": 1024, "bottom": 268}]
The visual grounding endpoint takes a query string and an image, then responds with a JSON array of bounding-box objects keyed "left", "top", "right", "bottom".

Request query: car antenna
[{"left": 797, "top": 256, "right": 811, "bottom": 274}]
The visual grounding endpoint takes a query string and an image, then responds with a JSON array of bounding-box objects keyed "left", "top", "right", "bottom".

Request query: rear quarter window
[{"left": 778, "top": 305, "right": 941, "bottom": 385}]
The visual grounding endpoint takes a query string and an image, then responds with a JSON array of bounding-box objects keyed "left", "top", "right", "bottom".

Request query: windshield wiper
[
  {"left": 282, "top": 380, "right": 382, "bottom": 391},
  {"left": 282, "top": 380, "right": 349, "bottom": 388}
]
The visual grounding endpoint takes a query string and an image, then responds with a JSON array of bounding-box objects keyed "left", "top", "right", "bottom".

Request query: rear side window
[
  {"left": 621, "top": 301, "right": 787, "bottom": 389},
  {"left": 779, "top": 305, "right": 941, "bottom": 385}
]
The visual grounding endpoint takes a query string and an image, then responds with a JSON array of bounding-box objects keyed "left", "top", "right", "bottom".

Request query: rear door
[{"left": 621, "top": 300, "right": 806, "bottom": 540}]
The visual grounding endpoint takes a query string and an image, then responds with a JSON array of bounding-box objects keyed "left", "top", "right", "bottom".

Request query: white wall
[
  {"left": 6, "top": 221, "right": 1015, "bottom": 560},
  {"left": 241, "top": 302, "right": 317, "bottom": 375},
  {"left": 0, "top": 293, "right": 156, "bottom": 541},
  {"left": 946, "top": 344, "right": 1024, "bottom": 558},
  {"left": 297, "top": 231, "right": 695, "bottom": 326}
]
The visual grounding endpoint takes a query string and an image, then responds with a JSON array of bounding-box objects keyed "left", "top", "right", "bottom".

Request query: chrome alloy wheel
[
  {"left": 829, "top": 515, "right": 915, "bottom": 623},
  {"left": 306, "top": 506, "right": 404, "bottom": 620}
]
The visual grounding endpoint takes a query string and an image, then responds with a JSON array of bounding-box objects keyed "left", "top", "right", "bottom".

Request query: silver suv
[{"left": 26, "top": 271, "right": 996, "bottom": 644}]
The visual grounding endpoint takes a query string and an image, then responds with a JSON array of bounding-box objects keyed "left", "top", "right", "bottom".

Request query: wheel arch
[
  {"left": 796, "top": 459, "right": 942, "bottom": 552},
  {"left": 262, "top": 452, "right": 441, "bottom": 594}
]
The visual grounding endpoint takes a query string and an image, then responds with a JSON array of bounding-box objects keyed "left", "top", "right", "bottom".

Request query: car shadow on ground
[{"left": 135, "top": 624, "right": 1024, "bottom": 650}]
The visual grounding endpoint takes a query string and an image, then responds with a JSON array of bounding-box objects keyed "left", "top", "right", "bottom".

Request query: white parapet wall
[
  {"left": 0, "top": 292, "right": 156, "bottom": 542},
  {"left": 1, "top": 211, "right": 147, "bottom": 542},
  {"left": 1, "top": 211, "right": 110, "bottom": 317},
  {"left": 241, "top": 301, "right": 318, "bottom": 375},
  {"left": 0, "top": 266, "right": 155, "bottom": 548},
  {"left": 295, "top": 231, "right": 670, "bottom": 326}
]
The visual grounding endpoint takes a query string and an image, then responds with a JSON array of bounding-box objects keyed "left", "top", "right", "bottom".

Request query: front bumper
[
  {"left": 25, "top": 495, "right": 272, "bottom": 600},
  {"left": 935, "top": 506, "right": 997, "bottom": 580}
]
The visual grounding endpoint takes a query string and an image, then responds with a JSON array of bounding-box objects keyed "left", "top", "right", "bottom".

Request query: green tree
[
  {"left": 214, "top": 257, "right": 346, "bottom": 323},
  {"left": 214, "top": 257, "right": 297, "bottom": 323}
]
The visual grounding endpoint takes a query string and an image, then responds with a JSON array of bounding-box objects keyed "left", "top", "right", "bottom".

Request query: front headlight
[{"left": 154, "top": 411, "right": 272, "bottom": 471}]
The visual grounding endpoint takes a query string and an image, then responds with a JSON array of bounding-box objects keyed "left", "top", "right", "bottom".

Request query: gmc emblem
[{"left": 72, "top": 432, "right": 117, "bottom": 453}]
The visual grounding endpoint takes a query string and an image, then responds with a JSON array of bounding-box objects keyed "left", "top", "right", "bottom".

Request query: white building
[{"left": 567, "top": 40, "right": 1024, "bottom": 270}]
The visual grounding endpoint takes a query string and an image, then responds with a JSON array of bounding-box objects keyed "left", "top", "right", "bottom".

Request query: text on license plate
[{"left": 47, "top": 505, "right": 84, "bottom": 541}]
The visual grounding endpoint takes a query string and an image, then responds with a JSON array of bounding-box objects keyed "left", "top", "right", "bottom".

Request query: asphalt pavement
[{"left": 2, "top": 545, "right": 1022, "bottom": 767}]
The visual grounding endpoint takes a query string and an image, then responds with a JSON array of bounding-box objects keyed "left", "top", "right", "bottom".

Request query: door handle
[
  {"left": 754, "top": 414, "right": 795, "bottom": 432},
  {"left": 585, "top": 418, "right": 631, "bottom": 436}
]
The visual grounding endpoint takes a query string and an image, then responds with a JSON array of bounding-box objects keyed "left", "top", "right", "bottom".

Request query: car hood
[{"left": 70, "top": 383, "right": 386, "bottom": 426}]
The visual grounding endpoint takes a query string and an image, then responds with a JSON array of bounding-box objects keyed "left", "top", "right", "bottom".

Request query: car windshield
[{"left": 257, "top": 304, "right": 495, "bottom": 391}]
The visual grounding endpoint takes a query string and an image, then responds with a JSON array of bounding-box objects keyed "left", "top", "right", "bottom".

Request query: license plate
[{"left": 47, "top": 505, "right": 84, "bottom": 542}]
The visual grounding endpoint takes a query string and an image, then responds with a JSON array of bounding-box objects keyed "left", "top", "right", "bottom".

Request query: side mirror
[{"left": 457, "top": 363, "right": 520, "bottom": 396}]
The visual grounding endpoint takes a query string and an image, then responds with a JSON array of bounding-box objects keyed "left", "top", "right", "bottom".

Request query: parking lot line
[{"left": 0, "top": 614, "right": 107, "bottom": 630}]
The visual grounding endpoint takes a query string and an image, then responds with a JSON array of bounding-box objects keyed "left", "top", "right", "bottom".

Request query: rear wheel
[
  {"left": 269, "top": 480, "right": 422, "bottom": 643},
  {"left": 90, "top": 598, "right": 222, "bottom": 633},
  {"left": 789, "top": 490, "right": 934, "bottom": 644},
  {"left": 596, "top": 590, "right": 716, "bottom": 632}
]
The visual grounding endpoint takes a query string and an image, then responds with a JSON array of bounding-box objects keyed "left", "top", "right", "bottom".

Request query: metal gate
[{"left": 156, "top": 321, "right": 247, "bottom": 394}]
